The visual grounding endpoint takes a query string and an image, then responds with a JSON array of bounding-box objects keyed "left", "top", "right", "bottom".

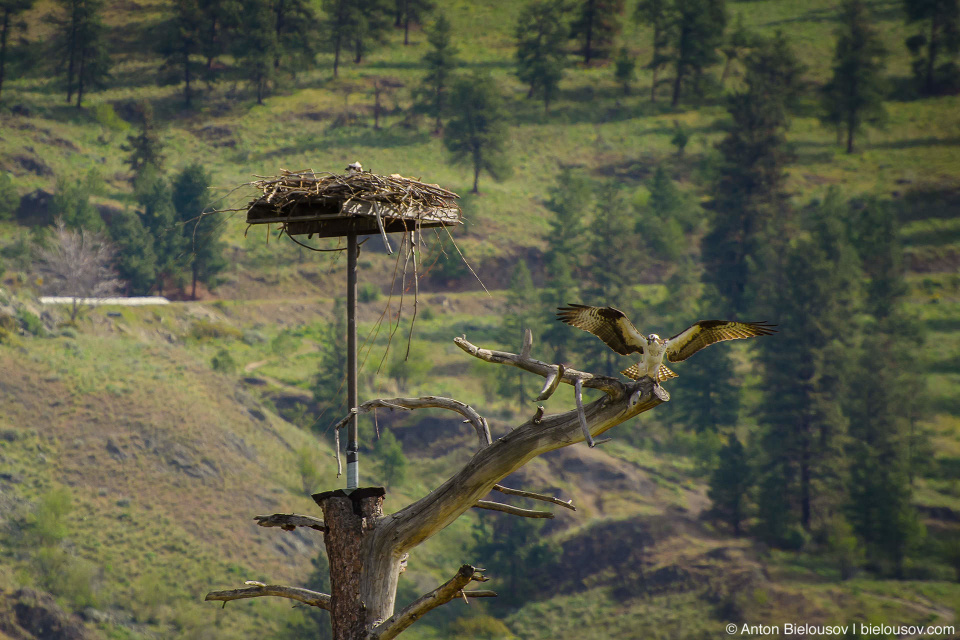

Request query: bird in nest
[
  {"left": 557, "top": 304, "right": 776, "bottom": 383},
  {"left": 345, "top": 161, "right": 363, "bottom": 174}
]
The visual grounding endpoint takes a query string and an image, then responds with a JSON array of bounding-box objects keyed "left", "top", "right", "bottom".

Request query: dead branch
[
  {"left": 454, "top": 337, "right": 622, "bottom": 396},
  {"left": 205, "top": 585, "right": 331, "bottom": 610},
  {"left": 254, "top": 513, "right": 327, "bottom": 532},
  {"left": 462, "top": 590, "right": 497, "bottom": 598},
  {"left": 332, "top": 396, "right": 491, "bottom": 450},
  {"left": 536, "top": 363, "right": 566, "bottom": 401},
  {"left": 576, "top": 378, "right": 611, "bottom": 448},
  {"left": 365, "top": 337, "right": 665, "bottom": 564},
  {"left": 473, "top": 500, "right": 555, "bottom": 519},
  {"left": 369, "top": 565, "right": 487, "bottom": 640},
  {"left": 493, "top": 484, "right": 576, "bottom": 511}
]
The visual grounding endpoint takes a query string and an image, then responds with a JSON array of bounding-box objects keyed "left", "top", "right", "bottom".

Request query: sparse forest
[{"left": 0, "top": 0, "right": 959, "bottom": 638}]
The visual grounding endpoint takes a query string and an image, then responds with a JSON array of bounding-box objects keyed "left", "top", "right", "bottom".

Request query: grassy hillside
[{"left": 1, "top": 0, "right": 960, "bottom": 638}]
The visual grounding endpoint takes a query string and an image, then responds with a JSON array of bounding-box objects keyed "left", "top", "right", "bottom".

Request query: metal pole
[{"left": 346, "top": 229, "right": 359, "bottom": 491}]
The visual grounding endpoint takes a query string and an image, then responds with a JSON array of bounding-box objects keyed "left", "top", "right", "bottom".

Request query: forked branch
[
  {"left": 493, "top": 484, "right": 576, "bottom": 511},
  {"left": 369, "top": 564, "right": 489, "bottom": 640},
  {"left": 473, "top": 500, "right": 554, "bottom": 518},
  {"left": 205, "top": 584, "right": 331, "bottom": 610},
  {"left": 333, "top": 396, "right": 491, "bottom": 450}
]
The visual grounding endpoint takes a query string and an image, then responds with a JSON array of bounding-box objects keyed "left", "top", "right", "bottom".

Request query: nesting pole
[
  {"left": 244, "top": 166, "right": 461, "bottom": 491},
  {"left": 346, "top": 230, "right": 359, "bottom": 490}
]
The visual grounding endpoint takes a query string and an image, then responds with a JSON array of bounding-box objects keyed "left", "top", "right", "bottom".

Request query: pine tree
[
  {"left": 0, "top": 0, "right": 36, "bottom": 103},
  {"left": 570, "top": 0, "right": 624, "bottom": 64},
  {"left": 701, "top": 32, "right": 802, "bottom": 315},
  {"left": 157, "top": 0, "right": 204, "bottom": 107},
  {"left": 515, "top": 0, "right": 568, "bottom": 114},
  {"left": 443, "top": 73, "right": 511, "bottom": 194},
  {"left": 903, "top": 0, "right": 960, "bottom": 95},
  {"left": 634, "top": 0, "right": 673, "bottom": 102},
  {"left": 232, "top": 0, "right": 276, "bottom": 104},
  {"left": 320, "top": 0, "right": 353, "bottom": 77},
  {"left": 498, "top": 260, "right": 540, "bottom": 409},
  {"left": 708, "top": 434, "right": 751, "bottom": 534},
  {"left": 49, "top": 0, "right": 109, "bottom": 107},
  {"left": 108, "top": 211, "right": 157, "bottom": 295},
  {"left": 754, "top": 191, "right": 861, "bottom": 540},
  {"left": 172, "top": 163, "right": 226, "bottom": 299},
  {"left": 135, "top": 167, "right": 188, "bottom": 295},
  {"left": 123, "top": 102, "right": 164, "bottom": 183},
  {"left": 271, "top": 0, "right": 319, "bottom": 72},
  {"left": 821, "top": 0, "right": 887, "bottom": 153},
  {"left": 373, "top": 429, "right": 407, "bottom": 487},
  {"left": 613, "top": 46, "right": 636, "bottom": 95},
  {"left": 395, "top": 0, "right": 432, "bottom": 45},
  {"left": 51, "top": 172, "right": 104, "bottom": 232},
  {"left": 636, "top": 165, "right": 699, "bottom": 263},
  {"left": 669, "top": 0, "right": 726, "bottom": 107},
  {"left": 719, "top": 13, "right": 753, "bottom": 85},
  {"left": 314, "top": 298, "right": 348, "bottom": 421},
  {"left": 845, "top": 198, "right": 925, "bottom": 576},
  {"left": 416, "top": 13, "right": 458, "bottom": 133},
  {"left": 351, "top": 0, "right": 392, "bottom": 64}
]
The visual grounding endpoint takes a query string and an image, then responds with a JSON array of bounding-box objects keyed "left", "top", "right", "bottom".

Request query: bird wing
[
  {"left": 665, "top": 320, "right": 777, "bottom": 362},
  {"left": 556, "top": 304, "right": 645, "bottom": 356}
]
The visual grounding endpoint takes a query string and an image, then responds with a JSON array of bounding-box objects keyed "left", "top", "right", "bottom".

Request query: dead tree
[{"left": 206, "top": 330, "right": 668, "bottom": 639}]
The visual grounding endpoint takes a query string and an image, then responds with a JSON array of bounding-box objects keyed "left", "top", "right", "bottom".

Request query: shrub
[
  {"left": 17, "top": 309, "right": 46, "bottom": 337},
  {"left": 190, "top": 320, "right": 243, "bottom": 341},
  {"left": 211, "top": 348, "right": 237, "bottom": 373},
  {"left": 358, "top": 282, "right": 381, "bottom": 303}
]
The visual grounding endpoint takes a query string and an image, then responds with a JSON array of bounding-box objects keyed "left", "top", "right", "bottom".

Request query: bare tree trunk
[{"left": 207, "top": 334, "right": 667, "bottom": 639}]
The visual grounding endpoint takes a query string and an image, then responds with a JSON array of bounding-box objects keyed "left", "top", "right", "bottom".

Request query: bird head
[
  {"left": 346, "top": 161, "right": 363, "bottom": 173},
  {"left": 647, "top": 333, "right": 663, "bottom": 344}
]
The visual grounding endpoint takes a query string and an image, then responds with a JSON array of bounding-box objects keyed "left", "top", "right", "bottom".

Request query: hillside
[{"left": 1, "top": 0, "right": 960, "bottom": 638}]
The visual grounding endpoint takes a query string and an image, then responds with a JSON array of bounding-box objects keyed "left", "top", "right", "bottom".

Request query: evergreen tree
[
  {"left": 515, "top": 0, "right": 567, "bottom": 114},
  {"left": 0, "top": 0, "right": 35, "bottom": 103},
  {"left": 395, "top": 0, "right": 432, "bottom": 45},
  {"left": 135, "top": 167, "right": 188, "bottom": 295},
  {"left": 49, "top": 0, "right": 109, "bottom": 107},
  {"left": 272, "top": 0, "right": 319, "bottom": 72},
  {"left": 634, "top": 0, "right": 673, "bottom": 102},
  {"left": 373, "top": 428, "right": 407, "bottom": 487},
  {"left": 123, "top": 102, "right": 164, "bottom": 183},
  {"left": 172, "top": 163, "right": 226, "bottom": 298},
  {"left": 107, "top": 211, "right": 157, "bottom": 295},
  {"left": 498, "top": 260, "right": 540, "bottom": 409},
  {"left": 708, "top": 434, "right": 751, "bottom": 534},
  {"left": 157, "top": 0, "right": 204, "bottom": 107},
  {"left": 903, "top": 0, "right": 960, "bottom": 95},
  {"left": 320, "top": 0, "right": 353, "bottom": 77},
  {"left": 314, "top": 298, "right": 348, "bottom": 421},
  {"left": 198, "top": 0, "right": 241, "bottom": 73},
  {"left": 416, "top": 13, "right": 458, "bottom": 133},
  {"left": 669, "top": 0, "right": 726, "bottom": 107},
  {"left": 0, "top": 171, "right": 16, "bottom": 220},
  {"left": 351, "top": 0, "right": 392, "bottom": 64},
  {"left": 821, "top": 0, "right": 887, "bottom": 154},
  {"left": 583, "top": 182, "right": 636, "bottom": 375},
  {"left": 613, "top": 46, "right": 636, "bottom": 95},
  {"left": 570, "top": 0, "right": 624, "bottom": 64},
  {"left": 701, "top": 32, "right": 802, "bottom": 315},
  {"left": 636, "top": 165, "right": 699, "bottom": 263},
  {"left": 846, "top": 198, "right": 925, "bottom": 575},
  {"left": 443, "top": 73, "right": 511, "bottom": 194},
  {"left": 540, "top": 252, "right": 578, "bottom": 363},
  {"left": 51, "top": 172, "right": 104, "bottom": 232},
  {"left": 719, "top": 13, "right": 753, "bottom": 85},
  {"left": 232, "top": 0, "right": 276, "bottom": 103},
  {"left": 754, "top": 191, "right": 861, "bottom": 540}
]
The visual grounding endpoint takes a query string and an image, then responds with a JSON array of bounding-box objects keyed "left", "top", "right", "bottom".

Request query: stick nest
[{"left": 249, "top": 169, "right": 461, "bottom": 220}]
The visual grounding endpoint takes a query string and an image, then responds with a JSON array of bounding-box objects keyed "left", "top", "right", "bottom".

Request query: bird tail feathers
[{"left": 620, "top": 364, "right": 678, "bottom": 382}]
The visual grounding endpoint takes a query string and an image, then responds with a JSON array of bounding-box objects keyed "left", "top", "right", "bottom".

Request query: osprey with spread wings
[{"left": 557, "top": 304, "right": 776, "bottom": 382}]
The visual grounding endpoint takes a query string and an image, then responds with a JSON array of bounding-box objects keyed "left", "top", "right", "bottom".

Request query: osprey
[
  {"left": 345, "top": 161, "right": 363, "bottom": 174},
  {"left": 557, "top": 304, "right": 776, "bottom": 382}
]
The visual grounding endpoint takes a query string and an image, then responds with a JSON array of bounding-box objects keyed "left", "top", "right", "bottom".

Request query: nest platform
[{"left": 245, "top": 169, "right": 461, "bottom": 238}]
